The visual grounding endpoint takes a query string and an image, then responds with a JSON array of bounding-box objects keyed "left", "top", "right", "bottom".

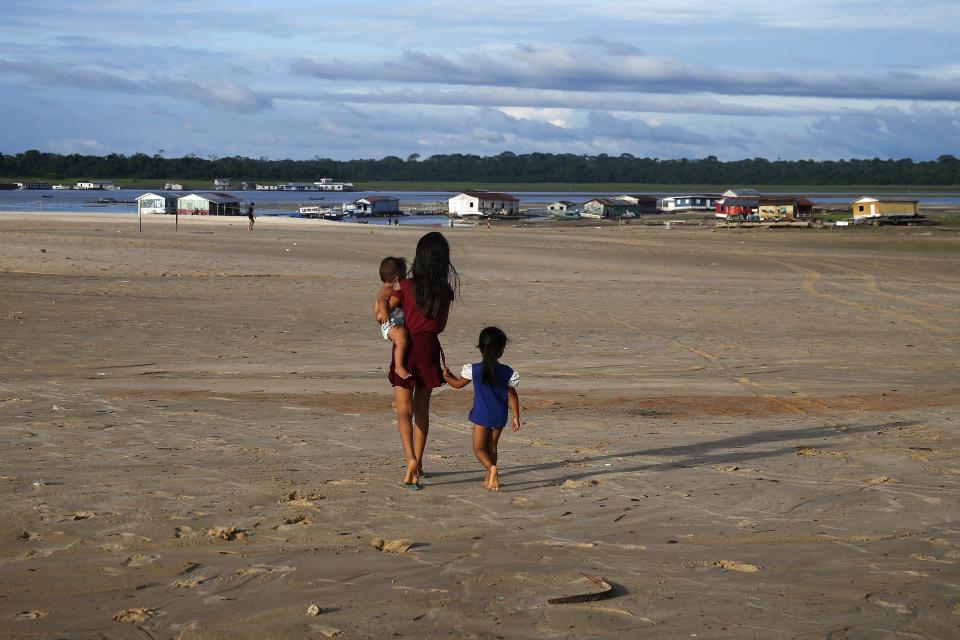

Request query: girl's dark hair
[
  {"left": 379, "top": 256, "right": 407, "bottom": 283},
  {"left": 412, "top": 232, "right": 459, "bottom": 318},
  {"left": 477, "top": 326, "right": 508, "bottom": 385}
]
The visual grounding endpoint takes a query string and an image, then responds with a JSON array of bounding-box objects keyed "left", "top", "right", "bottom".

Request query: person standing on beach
[
  {"left": 442, "top": 327, "right": 521, "bottom": 491},
  {"left": 247, "top": 202, "right": 256, "bottom": 231},
  {"left": 388, "top": 232, "right": 459, "bottom": 489}
]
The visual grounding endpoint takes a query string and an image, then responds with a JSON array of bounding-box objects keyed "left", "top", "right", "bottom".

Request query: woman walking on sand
[{"left": 388, "top": 232, "right": 459, "bottom": 489}]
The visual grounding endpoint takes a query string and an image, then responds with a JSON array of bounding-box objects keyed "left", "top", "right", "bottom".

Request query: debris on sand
[
  {"left": 548, "top": 573, "right": 616, "bottom": 604},
  {"left": 796, "top": 446, "right": 847, "bottom": 457},
  {"left": 713, "top": 560, "right": 761, "bottom": 573},
  {"left": 560, "top": 479, "right": 600, "bottom": 489},
  {"left": 371, "top": 537, "right": 413, "bottom": 553},
  {"left": 205, "top": 526, "right": 246, "bottom": 541},
  {"left": 113, "top": 607, "right": 155, "bottom": 623}
]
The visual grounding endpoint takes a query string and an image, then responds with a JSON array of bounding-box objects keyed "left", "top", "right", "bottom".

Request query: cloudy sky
[{"left": 2, "top": 0, "right": 959, "bottom": 161}]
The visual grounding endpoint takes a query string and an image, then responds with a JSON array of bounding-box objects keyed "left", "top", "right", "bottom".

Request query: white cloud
[
  {"left": 291, "top": 45, "right": 960, "bottom": 101},
  {"left": 48, "top": 138, "right": 105, "bottom": 154}
]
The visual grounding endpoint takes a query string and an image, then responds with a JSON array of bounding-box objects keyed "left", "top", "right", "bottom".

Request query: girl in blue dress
[{"left": 443, "top": 326, "right": 521, "bottom": 491}]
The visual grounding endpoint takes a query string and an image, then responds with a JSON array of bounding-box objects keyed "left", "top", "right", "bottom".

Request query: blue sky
[{"left": 2, "top": 0, "right": 958, "bottom": 161}]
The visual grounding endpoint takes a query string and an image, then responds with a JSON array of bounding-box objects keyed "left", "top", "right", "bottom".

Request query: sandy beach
[{"left": 1, "top": 212, "right": 958, "bottom": 639}]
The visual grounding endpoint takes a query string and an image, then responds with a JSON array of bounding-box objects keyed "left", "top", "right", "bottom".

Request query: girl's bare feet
[
  {"left": 487, "top": 465, "right": 500, "bottom": 492},
  {"left": 403, "top": 459, "right": 419, "bottom": 486}
]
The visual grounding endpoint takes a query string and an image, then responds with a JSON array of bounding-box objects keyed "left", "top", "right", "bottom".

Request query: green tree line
[{"left": 2, "top": 150, "right": 959, "bottom": 185}]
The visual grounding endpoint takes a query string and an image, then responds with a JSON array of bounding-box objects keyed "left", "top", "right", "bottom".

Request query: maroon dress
[{"left": 388, "top": 278, "right": 450, "bottom": 389}]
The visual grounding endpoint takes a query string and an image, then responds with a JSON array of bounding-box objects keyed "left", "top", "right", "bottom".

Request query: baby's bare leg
[{"left": 389, "top": 325, "right": 411, "bottom": 379}]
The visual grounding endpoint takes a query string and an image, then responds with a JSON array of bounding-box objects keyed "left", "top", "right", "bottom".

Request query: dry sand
[{"left": 1, "top": 212, "right": 958, "bottom": 639}]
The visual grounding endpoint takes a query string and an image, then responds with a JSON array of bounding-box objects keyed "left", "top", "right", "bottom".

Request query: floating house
[
  {"left": 343, "top": 195, "right": 401, "bottom": 216},
  {"left": 213, "top": 178, "right": 231, "bottom": 190},
  {"left": 547, "top": 201, "right": 579, "bottom": 217},
  {"left": 757, "top": 197, "right": 814, "bottom": 221},
  {"left": 164, "top": 182, "right": 184, "bottom": 190},
  {"left": 715, "top": 197, "right": 759, "bottom": 219},
  {"left": 314, "top": 178, "right": 356, "bottom": 191},
  {"left": 614, "top": 195, "right": 658, "bottom": 214},
  {"left": 136, "top": 192, "right": 179, "bottom": 215},
  {"left": 851, "top": 197, "right": 919, "bottom": 219},
  {"left": 716, "top": 195, "right": 815, "bottom": 220},
  {"left": 17, "top": 181, "right": 50, "bottom": 190},
  {"left": 581, "top": 198, "right": 644, "bottom": 218},
  {"left": 660, "top": 194, "right": 722, "bottom": 212},
  {"left": 76, "top": 181, "right": 114, "bottom": 190},
  {"left": 448, "top": 191, "right": 519, "bottom": 217},
  {"left": 177, "top": 192, "right": 241, "bottom": 216}
]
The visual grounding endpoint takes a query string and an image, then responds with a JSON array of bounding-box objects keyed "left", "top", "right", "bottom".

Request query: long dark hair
[
  {"left": 412, "top": 232, "right": 459, "bottom": 318},
  {"left": 477, "top": 326, "right": 508, "bottom": 385}
]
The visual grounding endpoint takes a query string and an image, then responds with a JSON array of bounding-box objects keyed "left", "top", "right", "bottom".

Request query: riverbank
[{"left": 1, "top": 217, "right": 958, "bottom": 638}]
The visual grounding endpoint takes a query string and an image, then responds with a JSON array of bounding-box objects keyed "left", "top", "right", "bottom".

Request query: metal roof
[
  {"left": 459, "top": 190, "right": 518, "bottom": 201},
  {"left": 136, "top": 191, "right": 180, "bottom": 199},
  {"left": 588, "top": 198, "right": 632, "bottom": 206},
  {"left": 354, "top": 195, "right": 399, "bottom": 203},
  {"left": 185, "top": 192, "right": 240, "bottom": 203}
]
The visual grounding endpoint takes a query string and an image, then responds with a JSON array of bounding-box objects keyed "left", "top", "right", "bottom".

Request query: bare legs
[
  {"left": 472, "top": 425, "right": 503, "bottom": 491},
  {"left": 388, "top": 326, "right": 411, "bottom": 380},
  {"left": 394, "top": 386, "right": 432, "bottom": 486}
]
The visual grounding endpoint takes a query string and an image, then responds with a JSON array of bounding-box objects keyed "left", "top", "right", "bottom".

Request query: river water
[{"left": 2, "top": 188, "right": 958, "bottom": 223}]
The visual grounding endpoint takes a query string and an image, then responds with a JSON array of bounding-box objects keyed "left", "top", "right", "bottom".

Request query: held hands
[{"left": 442, "top": 367, "right": 455, "bottom": 382}]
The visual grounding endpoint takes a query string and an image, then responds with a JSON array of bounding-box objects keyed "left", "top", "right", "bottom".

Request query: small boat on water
[{"left": 299, "top": 205, "right": 345, "bottom": 220}]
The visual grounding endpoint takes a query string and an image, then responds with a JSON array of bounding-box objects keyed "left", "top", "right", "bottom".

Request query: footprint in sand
[
  {"left": 123, "top": 554, "right": 160, "bottom": 567},
  {"left": 171, "top": 577, "right": 204, "bottom": 588},
  {"left": 734, "top": 519, "right": 758, "bottom": 528},
  {"left": 865, "top": 592, "right": 914, "bottom": 616},
  {"left": 274, "top": 515, "right": 312, "bottom": 531},
  {"left": 16, "top": 531, "right": 40, "bottom": 541},
  {"left": 281, "top": 490, "right": 324, "bottom": 508},
  {"left": 17, "top": 611, "right": 46, "bottom": 620},
  {"left": 234, "top": 564, "right": 296, "bottom": 577}
]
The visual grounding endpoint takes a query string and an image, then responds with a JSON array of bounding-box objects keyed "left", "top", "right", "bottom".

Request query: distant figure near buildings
[{"left": 247, "top": 203, "right": 256, "bottom": 231}]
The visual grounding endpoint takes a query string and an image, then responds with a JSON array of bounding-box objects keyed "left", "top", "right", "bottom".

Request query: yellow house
[
  {"left": 757, "top": 197, "right": 814, "bottom": 220},
  {"left": 852, "top": 197, "right": 918, "bottom": 219}
]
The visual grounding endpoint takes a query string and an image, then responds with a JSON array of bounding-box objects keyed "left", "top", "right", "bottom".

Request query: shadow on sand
[{"left": 424, "top": 420, "right": 917, "bottom": 491}]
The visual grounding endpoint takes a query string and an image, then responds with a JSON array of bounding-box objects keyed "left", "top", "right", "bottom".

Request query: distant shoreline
[{"left": 5, "top": 180, "right": 960, "bottom": 195}]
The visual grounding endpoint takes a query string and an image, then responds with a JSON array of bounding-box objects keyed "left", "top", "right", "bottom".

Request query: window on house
[
  {"left": 470, "top": 202, "right": 474, "bottom": 207},
  {"left": 858, "top": 205, "right": 864, "bottom": 212}
]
